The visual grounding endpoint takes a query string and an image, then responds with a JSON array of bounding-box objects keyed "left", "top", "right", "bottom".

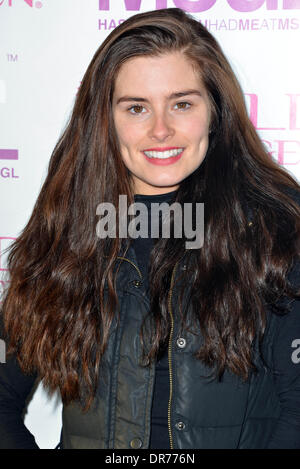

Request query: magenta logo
[
  {"left": 0, "top": 150, "right": 19, "bottom": 178},
  {"left": 0, "top": 0, "right": 43, "bottom": 7},
  {"left": 0, "top": 149, "right": 18, "bottom": 160},
  {"left": 99, "top": 0, "right": 300, "bottom": 12}
]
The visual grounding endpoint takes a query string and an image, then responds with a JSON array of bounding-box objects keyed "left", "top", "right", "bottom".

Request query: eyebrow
[{"left": 116, "top": 89, "right": 203, "bottom": 105}]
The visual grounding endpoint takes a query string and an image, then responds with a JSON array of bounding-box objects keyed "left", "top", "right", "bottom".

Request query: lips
[
  {"left": 142, "top": 147, "right": 184, "bottom": 166},
  {"left": 143, "top": 147, "right": 183, "bottom": 151},
  {"left": 143, "top": 147, "right": 184, "bottom": 159}
]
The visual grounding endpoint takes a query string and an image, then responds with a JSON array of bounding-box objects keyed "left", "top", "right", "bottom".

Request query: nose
[{"left": 148, "top": 112, "right": 175, "bottom": 142}]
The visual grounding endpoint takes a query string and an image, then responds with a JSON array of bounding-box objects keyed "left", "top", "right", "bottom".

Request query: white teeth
[{"left": 143, "top": 148, "right": 184, "bottom": 159}]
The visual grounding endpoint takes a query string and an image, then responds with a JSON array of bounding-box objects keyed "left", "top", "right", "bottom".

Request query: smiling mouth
[{"left": 143, "top": 148, "right": 184, "bottom": 159}]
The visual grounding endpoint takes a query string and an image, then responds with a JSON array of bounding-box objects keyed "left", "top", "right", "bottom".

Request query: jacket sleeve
[
  {"left": 0, "top": 315, "right": 39, "bottom": 449},
  {"left": 266, "top": 260, "right": 300, "bottom": 449}
]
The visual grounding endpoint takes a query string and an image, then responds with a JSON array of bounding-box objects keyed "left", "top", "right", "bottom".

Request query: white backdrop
[{"left": 0, "top": 0, "right": 299, "bottom": 449}]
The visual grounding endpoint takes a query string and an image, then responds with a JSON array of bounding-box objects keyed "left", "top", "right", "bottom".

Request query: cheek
[
  {"left": 117, "top": 121, "right": 143, "bottom": 150},
  {"left": 184, "top": 120, "right": 209, "bottom": 143},
  {"left": 180, "top": 110, "right": 210, "bottom": 140}
]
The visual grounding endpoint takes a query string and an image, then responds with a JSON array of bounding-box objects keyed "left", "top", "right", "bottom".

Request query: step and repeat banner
[{"left": 0, "top": 0, "right": 300, "bottom": 449}]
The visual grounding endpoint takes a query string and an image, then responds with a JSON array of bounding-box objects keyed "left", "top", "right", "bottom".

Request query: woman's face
[{"left": 112, "top": 51, "right": 211, "bottom": 195}]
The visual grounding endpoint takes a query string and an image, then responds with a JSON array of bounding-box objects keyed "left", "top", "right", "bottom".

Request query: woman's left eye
[{"left": 174, "top": 102, "right": 191, "bottom": 110}]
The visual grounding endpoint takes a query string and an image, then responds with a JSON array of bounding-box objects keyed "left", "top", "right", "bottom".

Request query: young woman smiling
[
  {"left": 0, "top": 8, "right": 300, "bottom": 449},
  {"left": 112, "top": 52, "right": 211, "bottom": 194}
]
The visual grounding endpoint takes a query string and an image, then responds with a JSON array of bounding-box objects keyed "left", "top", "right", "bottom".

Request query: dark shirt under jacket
[{"left": 132, "top": 190, "right": 178, "bottom": 449}]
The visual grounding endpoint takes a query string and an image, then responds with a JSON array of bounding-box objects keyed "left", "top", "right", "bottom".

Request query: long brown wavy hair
[{"left": 2, "top": 8, "right": 300, "bottom": 410}]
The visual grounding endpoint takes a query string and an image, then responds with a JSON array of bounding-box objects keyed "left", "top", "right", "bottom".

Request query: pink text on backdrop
[
  {"left": 98, "top": 16, "right": 299, "bottom": 30},
  {"left": 98, "top": 0, "right": 300, "bottom": 12},
  {"left": 0, "top": 149, "right": 18, "bottom": 160},
  {"left": 0, "top": 0, "right": 33, "bottom": 6},
  {"left": 0, "top": 148, "right": 19, "bottom": 177},
  {"left": 246, "top": 94, "right": 300, "bottom": 165},
  {"left": 246, "top": 94, "right": 300, "bottom": 130},
  {"left": 263, "top": 140, "right": 300, "bottom": 165},
  {"left": 0, "top": 168, "right": 19, "bottom": 178}
]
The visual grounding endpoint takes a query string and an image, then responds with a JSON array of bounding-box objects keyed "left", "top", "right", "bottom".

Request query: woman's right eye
[{"left": 128, "top": 105, "right": 146, "bottom": 115}]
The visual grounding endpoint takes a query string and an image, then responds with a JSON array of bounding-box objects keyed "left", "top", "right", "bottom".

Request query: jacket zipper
[
  {"left": 116, "top": 256, "right": 143, "bottom": 280},
  {"left": 167, "top": 261, "right": 179, "bottom": 450},
  {"left": 117, "top": 255, "right": 179, "bottom": 449}
]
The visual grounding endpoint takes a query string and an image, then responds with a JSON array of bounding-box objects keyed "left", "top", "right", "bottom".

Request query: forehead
[{"left": 113, "top": 52, "right": 204, "bottom": 98}]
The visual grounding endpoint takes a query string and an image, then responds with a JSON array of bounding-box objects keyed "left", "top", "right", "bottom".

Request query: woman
[{"left": 1, "top": 8, "right": 300, "bottom": 449}]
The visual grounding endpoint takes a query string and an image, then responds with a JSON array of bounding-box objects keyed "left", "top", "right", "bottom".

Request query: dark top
[
  {"left": 1, "top": 190, "right": 300, "bottom": 449},
  {"left": 132, "top": 190, "right": 178, "bottom": 449}
]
